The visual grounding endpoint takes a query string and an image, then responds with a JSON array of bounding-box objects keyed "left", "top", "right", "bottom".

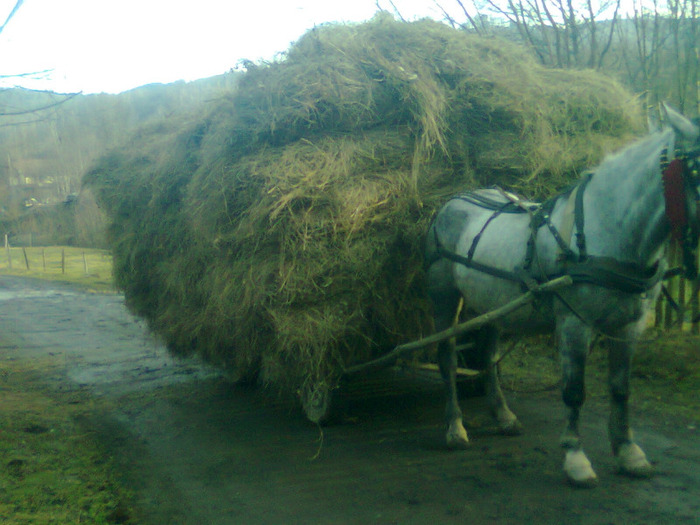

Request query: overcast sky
[{"left": 0, "top": 0, "right": 450, "bottom": 94}]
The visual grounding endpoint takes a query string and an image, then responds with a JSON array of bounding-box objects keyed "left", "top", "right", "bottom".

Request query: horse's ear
[{"left": 661, "top": 101, "right": 700, "bottom": 142}]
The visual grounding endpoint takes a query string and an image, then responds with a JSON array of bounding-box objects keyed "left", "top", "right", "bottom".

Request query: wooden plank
[{"left": 407, "top": 362, "right": 481, "bottom": 377}]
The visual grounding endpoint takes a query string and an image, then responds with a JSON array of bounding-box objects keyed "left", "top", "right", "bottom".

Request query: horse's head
[{"left": 661, "top": 102, "right": 700, "bottom": 148}]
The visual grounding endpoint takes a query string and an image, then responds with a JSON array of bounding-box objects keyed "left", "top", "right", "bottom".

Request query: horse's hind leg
[
  {"left": 428, "top": 259, "right": 469, "bottom": 448},
  {"left": 608, "top": 330, "right": 653, "bottom": 478},
  {"left": 478, "top": 326, "right": 523, "bottom": 435},
  {"left": 438, "top": 334, "right": 469, "bottom": 448},
  {"left": 429, "top": 284, "right": 469, "bottom": 449}
]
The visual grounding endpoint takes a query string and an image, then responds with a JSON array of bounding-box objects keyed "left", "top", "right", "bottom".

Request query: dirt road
[{"left": 1, "top": 275, "right": 699, "bottom": 524}]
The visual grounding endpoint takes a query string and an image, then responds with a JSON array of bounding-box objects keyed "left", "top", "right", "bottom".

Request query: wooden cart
[{"left": 300, "top": 275, "right": 573, "bottom": 423}]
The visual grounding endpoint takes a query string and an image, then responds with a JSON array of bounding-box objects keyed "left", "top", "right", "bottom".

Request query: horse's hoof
[
  {"left": 446, "top": 420, "right": 469, "bottom": 449},
  {"left": 616, "top": 443, "right": 653, "bottom": 478},
  {"left": 564, "top": 449, "right": 598, "bottom": 488},
  {"left": 499, "top": 418, "right": 524, "bottom": 436},
  {"left": 495, "top": 408, "right": 523, "bottom": 436},
  {"left": 567, "top": 475, "right": 599, "bottom": 489}
]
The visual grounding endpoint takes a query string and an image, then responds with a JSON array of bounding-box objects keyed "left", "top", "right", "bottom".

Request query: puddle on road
[{"left": 0, "top": 289, "right": 77, "bottom": 301}]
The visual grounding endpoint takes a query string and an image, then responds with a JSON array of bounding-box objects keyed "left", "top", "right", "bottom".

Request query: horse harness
[{"left": 432, "top": 146, "right": 700, "bottom": 295}]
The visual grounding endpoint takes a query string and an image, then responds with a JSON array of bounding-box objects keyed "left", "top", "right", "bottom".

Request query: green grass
[
  {"left": 0, "top": 362, "right": 132, "bottom": 524},
  {"left": 627, "top": 330, "right": 700, "bottom": 422},
  {"left": 0, "top": 246, "right": 115, "bottom": 293}
]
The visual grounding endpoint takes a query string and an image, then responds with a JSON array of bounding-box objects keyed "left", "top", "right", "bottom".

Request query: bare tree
[
  {"left": 667, "top": 0, "right": 699, "bottom": 112},
  {"left": 437, "top": 0, "right": 699, "bottom": 114},
  {"left": 442, "top": 0, "right": 489, "bottom": 33},
  {"left": 614, "top": 0, "right": 699, "bottom": 113},
  {"left": 448, "top": 0, "right": 621, "bottom": 69}
]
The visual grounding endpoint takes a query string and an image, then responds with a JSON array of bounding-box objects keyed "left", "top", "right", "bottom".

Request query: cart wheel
[{"left": 301, "top": 381, "right": 332, "bottom": 424}]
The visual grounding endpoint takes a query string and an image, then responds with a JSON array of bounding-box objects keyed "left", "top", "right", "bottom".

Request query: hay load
[{"left": 85, "top": 14, "right": 644, "bottom": 418}]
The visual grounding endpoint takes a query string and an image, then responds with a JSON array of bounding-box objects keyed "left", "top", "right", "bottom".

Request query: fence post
[
  {"left": 61, "top": 248, "right": 65, "bottom": 274},
  {"left": 5, "top": 234, "right": 12, "bottom": 269},
  {"left": 82, "top": 251, "right": 89, "bottom": 275},
  {"left": 21, "top": 247, "right": 30, "bottom": 270},
  {"left": 42, "top": 249, "right": 46, "bottom": 271}
]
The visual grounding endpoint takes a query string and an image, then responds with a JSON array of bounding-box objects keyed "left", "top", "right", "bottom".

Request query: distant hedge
[{"left": 85, "top": 14, "right": 644, "bottom": 415}]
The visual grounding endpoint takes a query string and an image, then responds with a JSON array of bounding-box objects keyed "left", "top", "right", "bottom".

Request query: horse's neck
[{"left": 580, "top": 131, "right": 672, "bottom": 266}]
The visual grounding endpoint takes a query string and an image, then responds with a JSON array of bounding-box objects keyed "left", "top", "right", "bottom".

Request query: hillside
[{"left": 0, "top": 74, "right": 239, "bottom": 245}]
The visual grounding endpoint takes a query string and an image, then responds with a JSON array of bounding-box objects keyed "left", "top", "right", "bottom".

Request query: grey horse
[{"left": 425, "top": 104, "right": 700, "bottom": 487}]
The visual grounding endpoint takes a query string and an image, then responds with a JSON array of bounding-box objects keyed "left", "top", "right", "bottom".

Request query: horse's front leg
[
  {"left": 608, "top": 329, "right": 653, "bottom": 478},
  {"left": 557, "top": 315, "right": 598, "bottom": 487}
]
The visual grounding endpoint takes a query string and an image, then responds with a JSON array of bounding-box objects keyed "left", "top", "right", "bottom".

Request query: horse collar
[
  {"left": 662, "top": 155, "right": 689, "bottom": 241},
  {"left": 661, "top": 147, "right": 700, "bottom": 279}
]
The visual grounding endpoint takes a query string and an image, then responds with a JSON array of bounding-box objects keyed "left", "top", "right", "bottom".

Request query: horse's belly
[{"left": 457, "top": 273, "right": 555, "bottom": 334}]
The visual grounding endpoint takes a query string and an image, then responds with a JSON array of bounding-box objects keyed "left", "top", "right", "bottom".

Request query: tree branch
[
  {"left": 598, "top": 0, "right": 620, "bottom": 69},
  {"left": 0, "top": 92, "right": 81, "bottom": 117},
  {"left": 0, "top": 0, "right": 24, "bottom": 36}
]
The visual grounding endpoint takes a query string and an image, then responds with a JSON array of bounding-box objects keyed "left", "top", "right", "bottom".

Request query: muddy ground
[{"left": 1, "top": 274, "right": 699, "bottom": 524}]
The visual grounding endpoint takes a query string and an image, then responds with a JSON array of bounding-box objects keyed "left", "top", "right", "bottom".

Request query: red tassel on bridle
[{"left": 662, "top": 158, "right": 688, "bottom": 241}]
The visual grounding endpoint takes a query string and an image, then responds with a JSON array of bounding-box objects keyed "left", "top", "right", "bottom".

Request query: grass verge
[
  {"left": 0, "top": 360, "right": 132, "bottom": 524},
  {"left": 0, "top": 246, "right": 114, "bottom": 293}
]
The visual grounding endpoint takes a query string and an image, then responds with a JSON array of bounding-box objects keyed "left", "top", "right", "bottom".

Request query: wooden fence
[{"left": 2, "top": 235, "right": 111, "bottom": 279}]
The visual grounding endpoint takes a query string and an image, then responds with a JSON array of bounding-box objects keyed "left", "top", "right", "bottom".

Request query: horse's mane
[{"left": 592, "top": 128, "right": 673, "bottom": 182}]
